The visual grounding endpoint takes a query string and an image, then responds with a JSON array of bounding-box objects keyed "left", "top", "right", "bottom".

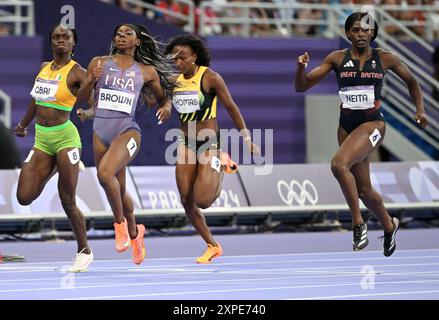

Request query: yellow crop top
[{"left": 30, "top": 59, "right": 77, "bottom": 111}]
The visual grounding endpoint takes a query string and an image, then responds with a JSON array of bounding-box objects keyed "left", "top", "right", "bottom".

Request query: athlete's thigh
[
  {"left": 337, "top": 126, "right": 349, "bottom": 146},
  {"left": 18, "top": 148, "right": 56, "bottom": 192},
  {"left": 99, "top": 130, "right": 141, "bottom": 174},
  {"left": 56, "top": 147, "right": 81, "bottom": 196},
  {"left": 176, "top": 144, "right": 197, "bottom": 199},
  {"left": 335, "top": 121, "right": 385, "bottom": 166},
  {"left": 93, "top": 132, "right": 108, "bottom": 168}
]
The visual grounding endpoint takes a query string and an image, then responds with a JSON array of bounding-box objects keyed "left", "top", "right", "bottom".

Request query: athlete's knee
[
  {"left": 17, "top": 185, "right": 38, "bottom": 205},
  {"left": 97, "top": 167, "right": 114, "bottom": 186},
  {"left": 330, "top": 158, "right": 349, "bottom": 178},
  {"left": 17, "top": 192, "right": 33, "bottom": 206},
  {"left": 195, "top": 195, "right": 216, "bottom": 209},
  {"left": 195, "top": 200, "right": 211, "bottom": 210}
]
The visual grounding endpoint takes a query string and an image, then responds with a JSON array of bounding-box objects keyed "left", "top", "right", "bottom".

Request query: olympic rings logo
[{"left": 277, "top": 179, "right": 318, "bottom": 206}]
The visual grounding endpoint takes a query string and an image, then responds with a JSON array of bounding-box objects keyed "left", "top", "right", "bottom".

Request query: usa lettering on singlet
[
  {"left": 338, "top": 85, "right": 375, "bottom": 110},
  {"left": 30, "top": 77, "right": 60, "bottom": 101},
  {"left": 172, "top": 91, "right": 200, "bottom": 114},
  {"left": 97, "top": 76, "right": 136, "bottom": 114}
]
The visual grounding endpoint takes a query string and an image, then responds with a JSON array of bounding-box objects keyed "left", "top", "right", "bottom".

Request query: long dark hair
[{"left": 110, "top": 24, "right": 177, "bottom": 99}]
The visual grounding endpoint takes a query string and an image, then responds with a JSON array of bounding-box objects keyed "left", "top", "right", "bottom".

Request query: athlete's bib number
[
  {"left": 172, "top": 91, "right": 200, "bottom": 114},
  {"left": 339, "top": 86, "right": 375, "bottom": 110},
  {"left": 127, "top": 137, "right": 137, "bottom": 157},
  {"left": 97, "top": 88, "right": 135, "bottom": 114},
  {"left": 67, "top": 148, "right": 80, "bottom": 165},
  {"left": 30, "top": 78, "right": 59, "bottom": 101}
]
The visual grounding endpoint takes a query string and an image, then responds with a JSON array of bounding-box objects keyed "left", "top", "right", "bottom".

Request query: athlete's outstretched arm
[
  {"left": 141, "top": 65, "right": 172, "bottom": 123},
  {"left": 384, "top": 52, "right": 428, "bottom": 128},
  {"left": 206, "top": 70, "right": 260, "bottom": 154},
  {"left": 294, "top": 51, "right": 336, "bottom": 92}
]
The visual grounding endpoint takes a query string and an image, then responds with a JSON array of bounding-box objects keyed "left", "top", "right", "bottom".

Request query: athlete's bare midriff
[
  {"left": 36, "top": 106, "right": 70, "bottom": 127},
  {"left": 180, "top": 118, "right": 219, "bottom": 137}
]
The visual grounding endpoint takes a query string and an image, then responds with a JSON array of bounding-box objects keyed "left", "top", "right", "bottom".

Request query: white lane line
[
  {"left": 60, "top": 279, "right": 439, "bottom": 300},
  {"left": 292, "top": 290, "right": 439, "bottom": 300},
  {"left": 1, "top": 269, "right": 438, "bottom": 286},
  {"left": 1, "top": 272, "right": 439, "bottom": 297},
  {"left": 1, "top": 262, "right": 439, "bottom": 286},
  {"left": 0, "top": 267, "right": 60, "bottom": 272},
  {"left": 0, "top": 274, "right": 372, "bottom": 293},
  {"left": 4, "top": 248, "right": 439, "bottom": 266},
  {"left": 2, "top": 255, "right": 439, "bottom": 274}
]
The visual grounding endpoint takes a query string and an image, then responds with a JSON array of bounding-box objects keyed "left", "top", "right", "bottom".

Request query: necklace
[{"left": 52, "top": 60, "right": 69, "bottom": 70}]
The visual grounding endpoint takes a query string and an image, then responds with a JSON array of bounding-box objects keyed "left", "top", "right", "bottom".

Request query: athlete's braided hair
[
  {"left": 110, "top": 24, "right": 177, "bottom": 100},
  {"left": 164, "top": 34, "right": 211, "bottom": 67},
  {"left": 345, "top": 12, "right": 379, "bottom": 43}
]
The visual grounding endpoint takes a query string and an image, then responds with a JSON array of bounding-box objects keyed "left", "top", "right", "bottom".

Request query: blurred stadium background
[{"left": 0, "top": 0, "right": 438, "bottom": 239}]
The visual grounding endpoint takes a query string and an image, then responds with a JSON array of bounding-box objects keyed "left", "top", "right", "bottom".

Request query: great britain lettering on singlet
[
  {"left": 339, "top": 71, "right": 384, "bottom": 79},
  {"left": 336, "top": 49, "right": 385, "bottom": 110}
]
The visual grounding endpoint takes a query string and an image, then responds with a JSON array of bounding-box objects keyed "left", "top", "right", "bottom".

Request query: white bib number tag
[
  {"left": 24, "top": 150, "right": 35, "bottom": 163},
  {"left": 30, "top": 78, "right": 59, "bottom": 101},
  {"left": 369, "top": 128, "right": 381, "bottom": 147},
  {"left": 127, "top": 137, "right": 137, "bottom": 157},
  {"left": 172, "top": 91, "right": 200, "bottom": 114},
  {"left": 339, "top": 86, "right": 375, "bottom": 110},
  {"left": 211, "top": 156, "right": 221, "bottom": 173},
  {"left": 97, "top": 88, "right": 135, "bottom": 114},
  {"left": 67, "top": 148, "right": 80, "bottom": 165}
]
